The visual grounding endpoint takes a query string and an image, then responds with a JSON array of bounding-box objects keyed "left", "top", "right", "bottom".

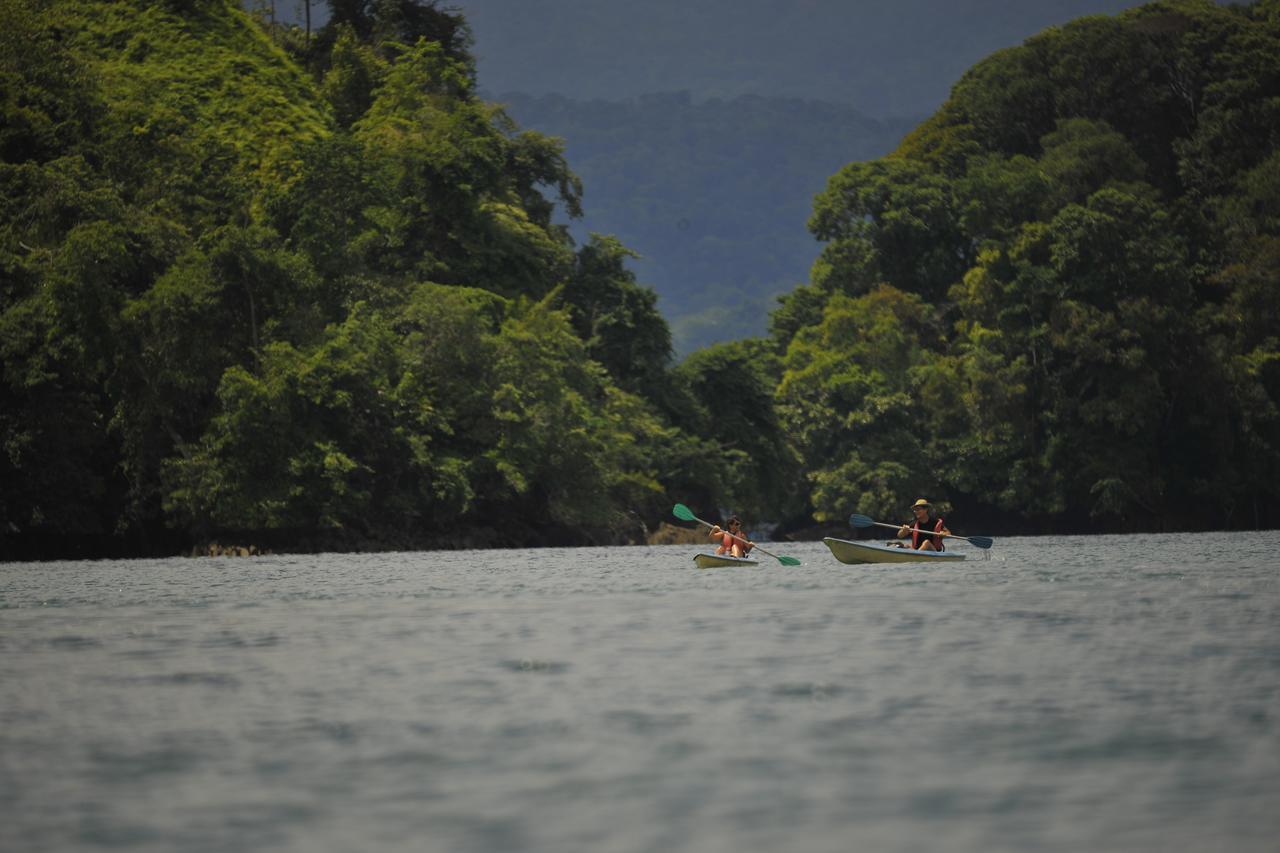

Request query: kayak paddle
[
  {"left": 847, "top": 513, "right": 994, "bottom": 550},
  {"left": 673, "top": 503, "right": 801, "bottom": 566}
]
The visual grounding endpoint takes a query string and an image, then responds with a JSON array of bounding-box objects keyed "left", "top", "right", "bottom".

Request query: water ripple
[{"left": 1, "top": 534, "right": 1278, "bottom": 852}]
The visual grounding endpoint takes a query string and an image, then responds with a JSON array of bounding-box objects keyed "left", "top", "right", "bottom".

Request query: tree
[
  {"left": 808, "top": 158, "right": 970, "bottom": 303},
  {"left": 673, "top": 338, "right": 798, "bottom": 519},
  {"left": 777, "top": 287, "right": 941, "bottom": 522},
  {"left": 563, "top": 234, "right": 671, "bottom": 399},
  {"left": 350, "top": 38, "right": 579, "bottom": 293},
  {"left": 776, "top": 1, "right": 1280, "bottom": 531}
]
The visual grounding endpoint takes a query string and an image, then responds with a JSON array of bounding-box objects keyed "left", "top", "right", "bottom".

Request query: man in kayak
[
  {"left": 709, "top": 516, "right": 755, "bottom": 558},
  {"left": 897, "top": 499, "right": 950, "bottom": 551}
]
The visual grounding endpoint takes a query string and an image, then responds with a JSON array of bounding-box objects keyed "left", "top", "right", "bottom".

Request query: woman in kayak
[
  {"left": 709, "top": 516, "right": 754, "bottom": 558},
  {"left": 897, "top": 499, "right": 951, "bottom": 551}
]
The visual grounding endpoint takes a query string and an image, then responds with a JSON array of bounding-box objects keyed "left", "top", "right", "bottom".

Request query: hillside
[
  {"left": 1, "top": 0, "right": 746, "bottom": 558},
  {"left": 497, "top": 91, "right": 912, "bottom": 353},
  {"left": 768, "top": 0, "right": 1280, "bottom": 533}
]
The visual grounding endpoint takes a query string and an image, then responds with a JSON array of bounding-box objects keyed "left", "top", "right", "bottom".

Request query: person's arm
[
  {"left": 897, "top": 524, "right": 910, "bottom": 539},
  {"left": 710, "top": 525, "right": 722, "bottom": 540}
]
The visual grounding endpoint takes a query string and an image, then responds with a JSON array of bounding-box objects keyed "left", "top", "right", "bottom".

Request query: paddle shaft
[
  {"left": 689, "top": 513, "right": 784, "bottom": 562},
  {"left": 673, "top": 503, "right": 801, "bottom": 565},
  {"left": 867, "top": 518, "right": 982, "bottom": 546}
]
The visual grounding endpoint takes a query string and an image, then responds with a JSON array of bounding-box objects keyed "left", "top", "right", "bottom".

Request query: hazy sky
[
  {"left": 274, "top": 2, "right": 1193, "bottom": 115},
  {"left": 445, "top": 0, "right": 1159, "bottom": 116}
]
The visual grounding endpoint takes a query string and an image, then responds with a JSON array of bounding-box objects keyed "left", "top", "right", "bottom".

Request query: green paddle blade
[
  {"left": 969, "top": 536, "right": 994, "bottom": 550},
  {"left": 672, "top": 503, "right": 696, "bottom": 522},
  {"left": 777, "top": 555, "right": 802, "bottom": 566},
  {"left": 848, "top": 513, "right": 875, "bottom": 528}
]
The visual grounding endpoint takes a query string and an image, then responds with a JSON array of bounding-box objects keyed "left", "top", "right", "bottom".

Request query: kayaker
[
  {"left": 709, "top": 516, "right": 754, "bottom": 558},
  {"left": 897, "top": 498, "right": 950, "bottom": 551}
]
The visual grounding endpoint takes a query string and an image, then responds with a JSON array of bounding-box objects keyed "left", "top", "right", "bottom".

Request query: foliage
[
  {"left": 776, "top": 0, "right": 1280, "bottom": 532},
  {"left": 0, "top": 0, "right": 686, "bottom": 555},
  {"left": 777, "top": 287, "right": 939, "bottom": 522},
  {"left": 6, "top": 0, "right": 1280, "bottom": 555},
  {"left": 670, "top": 338, "right": 799, "bottom": 521},
  {"left": 562, "top": 234, "right": 671, "bottom": 399}
]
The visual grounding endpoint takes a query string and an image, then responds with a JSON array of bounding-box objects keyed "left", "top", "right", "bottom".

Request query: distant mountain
[
  {"left": 252, "top": 0, "right": 1180, "bottom": 352},
  {"left": 496, "top": 91, "right": 913, "bottom": 353}
]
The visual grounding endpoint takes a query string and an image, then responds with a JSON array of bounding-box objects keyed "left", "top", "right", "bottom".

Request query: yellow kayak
[{"left": 693, "top": 553, "right": 760, "bottom": 568}]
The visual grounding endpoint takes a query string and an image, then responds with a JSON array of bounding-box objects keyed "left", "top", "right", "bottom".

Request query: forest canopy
[
  {"left": 0, "top": 0, "right": 747, "bottom": 556},
  {"left": 2, "top": 0, "right": 1278, "bottom": 558},
  {"left": 771, "top": 0, "right": 1280, "bottom": 532}
]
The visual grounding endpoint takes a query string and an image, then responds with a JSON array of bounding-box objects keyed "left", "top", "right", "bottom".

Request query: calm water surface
[{"left": 2, "top": 533, "right": 1278, "bottom": 852}]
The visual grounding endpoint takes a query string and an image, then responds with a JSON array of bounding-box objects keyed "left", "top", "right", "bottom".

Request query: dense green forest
[
  {"left": 2, "top": 0, "right": 1278, "bottom": 559},
  {"left": 495, "top": 92, "right": 911, "bottom": 354},
  {"left": 769, "top": 0, "right": 1280, "bottom": 532},
  {"left": 0, "top": 0, "right": 759, "bottom": 557}
]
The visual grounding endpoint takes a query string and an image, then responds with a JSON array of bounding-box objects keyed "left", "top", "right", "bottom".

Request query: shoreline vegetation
[{"left": 3, "top": 0, "right": 1278, "bottom": 561}]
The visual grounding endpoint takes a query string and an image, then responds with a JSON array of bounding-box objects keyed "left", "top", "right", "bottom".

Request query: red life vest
[
  {"left": 721, "top": 530, "right": 752, "bottom": 554},
  {"left": 911, "top": 518, "right": 945, "bottom": 550}
]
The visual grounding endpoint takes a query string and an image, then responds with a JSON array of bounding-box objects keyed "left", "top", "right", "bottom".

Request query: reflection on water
[{"left": 2, "top": 532, "right": 1278, "bottom": 852}]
